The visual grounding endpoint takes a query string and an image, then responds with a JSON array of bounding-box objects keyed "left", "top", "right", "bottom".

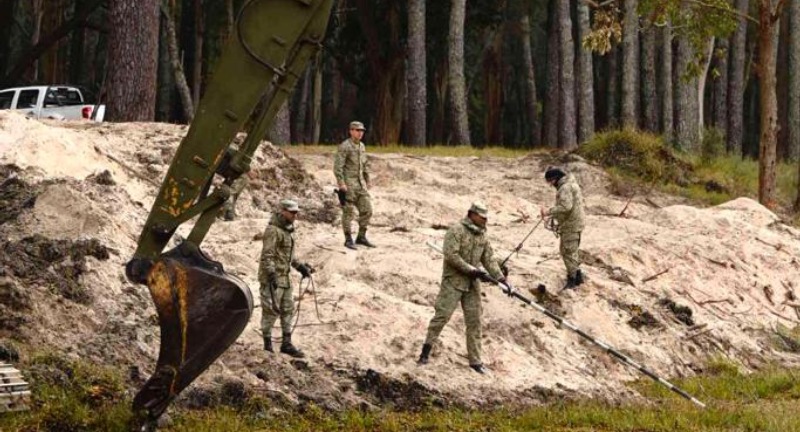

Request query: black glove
[
  {"left": 500, "top": 263, "right": 510, "bottom": 277},
  {"left": 334, "top": 188, "right": 347, "bottom": 206},
  {"left": 469, "top": 268, "right": 494, "bottom": 283},
  {"left": 267, "top": 272, "right": 278, "bottom": 290},
  {"left": 500, "top": 278, "right": 515, "bottom": 296},
  {"left": 297, "top": 263, "right": 315, "bottom": 278}
]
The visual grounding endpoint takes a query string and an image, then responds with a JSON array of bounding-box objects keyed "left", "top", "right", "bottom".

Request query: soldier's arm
[
  {"left": 548, "top": 184, "right": 574, "bottom": 218},
  {"left": 333, "top": 143, "right": 347, "bottom": 187},
  {"left": 362, "top": 144, "right": 370, "bottom": 186},
  {"left": 443, "top": 227, "right": 474, "bottom": 274},
  {"left": 258, "top": 228, "right": 279, "bottom": 283},
  {"left": 481, "top": 241, "right": 504, "bottom": 280}
]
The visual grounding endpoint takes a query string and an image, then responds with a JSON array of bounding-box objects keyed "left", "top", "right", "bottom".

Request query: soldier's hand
[
  {"left": 500, "top": 278, "right": 515, "bottom": 296},
  {"left": 500, "top": 263, "right": 510, "bottom": 277},
  {"left": 339, "top": 183, "right": 348, "bottom": 192},
  {"left": 297, "top": 263, "right": 314, "bottom": 278},
  {"left": 469, "top": 268, "right": 493, "bottom": 283}
]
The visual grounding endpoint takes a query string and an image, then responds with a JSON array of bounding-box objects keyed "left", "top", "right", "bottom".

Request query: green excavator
[{"left": 124, "top": 0, "right": 335, "bottom": 427}]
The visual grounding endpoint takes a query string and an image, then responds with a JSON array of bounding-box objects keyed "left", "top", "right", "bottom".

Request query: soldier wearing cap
[
  {"left": 417, "top": 202, "right": 509, "bottom": 374},
  {"left": 541, "top": 167, "right": 585, "bottom": 289},
  {"left": 258, "top": 198, "right": 315, "bottom": 358},
  {"left": 220, "top": 175, "right": 250, "bottom": 221},
  {"left": 334, "top": 121, "right": 375, "bottom": 250}
]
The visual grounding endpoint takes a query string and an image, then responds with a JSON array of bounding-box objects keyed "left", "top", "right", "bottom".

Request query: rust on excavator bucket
[{"left": 132, "top": 244, "right": 253, "bottom": 420}]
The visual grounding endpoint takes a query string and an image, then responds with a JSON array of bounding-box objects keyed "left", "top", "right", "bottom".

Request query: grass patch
[{"left": 282, "top": 144, "right": 533, "bottom": 158}]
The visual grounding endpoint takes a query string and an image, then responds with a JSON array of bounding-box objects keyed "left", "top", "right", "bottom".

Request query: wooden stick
[
  {"left": 315, "top": 244, "right": 346, "bottom": 255},
  {"left": 642, "top": 268, "right": 670, "bottom": 283}
]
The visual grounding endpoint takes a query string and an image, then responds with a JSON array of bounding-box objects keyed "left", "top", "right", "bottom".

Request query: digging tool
[
  {"left": 500, "top": 216, "right": 545, "bottom": 267},
  {"left": 425, "top": 241, "right": 707, "bottom": 408}
]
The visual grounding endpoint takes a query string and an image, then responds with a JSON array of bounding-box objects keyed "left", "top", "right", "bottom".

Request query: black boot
[
  {"left": 562, "top": 275, "right": 577, "bottom": 290},
  {"left": 344, "top": 234, "right": 357, "bottom": 250},
  {"left": 417, "top": 343, "right": 432, "bottom": 365},
  {"left": 263, "top": 337, "right": 273, "bottom": 353},
  {"left": 574, "top": 269, "right": 585, "bottom": 286},
  {"left": 470, "top": 364, "right": 486, "bottom": 374},
  {"left": 355, "top": 230, "right": 376, "bottom": 248},
  {"left": 280, "top": 334, "right": 305, "bottom": 358}
]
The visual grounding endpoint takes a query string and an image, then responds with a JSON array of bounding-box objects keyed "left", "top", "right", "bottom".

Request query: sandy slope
[{"left": 1, "top": 111, "right": 799, "bottom": 410}]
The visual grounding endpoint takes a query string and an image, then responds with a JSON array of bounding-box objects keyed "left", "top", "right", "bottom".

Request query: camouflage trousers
[
  {"left": 260, "top": 282, "right": 294, "bottom": 337},
  {"left": 424, "top": 283, "right": 483, "bottom": 365},
  {"left": 221, "top": 191, "right": 243, "bottom": 220},
  {"left": 342, "top": 187, "right": 372, "bottom": 236},
  {"left": 559, "top": 231, "right": 582, "bottom": 278}
]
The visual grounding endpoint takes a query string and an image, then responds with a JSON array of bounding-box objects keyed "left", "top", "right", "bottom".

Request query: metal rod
[
  {"left": 426, "top": 241, "right": 706, "bottom": 408},
  {"left": 500, "top": 217, "right": 545, "bottom": 267}
]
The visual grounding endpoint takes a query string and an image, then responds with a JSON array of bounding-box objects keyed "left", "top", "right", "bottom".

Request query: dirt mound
[{"left": 1, "top": 111, "right": 800, "bottom": 415}]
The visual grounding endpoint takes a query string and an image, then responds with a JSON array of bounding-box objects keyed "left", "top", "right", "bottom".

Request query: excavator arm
[{"left": 124, "top": 0, "right": 334, "bottom": 425}]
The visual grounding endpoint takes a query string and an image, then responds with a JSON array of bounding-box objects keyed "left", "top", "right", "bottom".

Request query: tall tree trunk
[
  {"left": 558, "top": 0, "right": 577, "bottom": 149},
  {"left": 449, "top": 0, "right": 471, "bottom": 145},
  {"left": 790, "top": 0, "right": 800, "bottom": 161},
  {"left": 156, "top": 13, "right": 174, "bottom": 122},
  {"left": 641, "top": 24, "right": 658, "bottom": 132},
  {"left": 660, "top": 24, "right": 674, "bottom": 139},
  {"left": 698, "top": 37, "right": 715, "bottom": 135},
  {"left": 311, "top": 58, "right": 322, "bottom": 144},
  {"left": 728, "top": 0, "right": 750, "bottom": 155},
  {"left": 270, "top": 101, "right": 291, "bottom": 145},
  {"left": 292, "top": 66, "right": 311, "bottom": 144},
  {"left": 520, "top": 6, "right": 540, "bottom": 147},
  {"left": 407, "top": 0, "right": 427, "bottom": 146},
  {"left": 621, "top": 0, "right": 639, "bottom": 127},
  {"left": 430, "top": 56, "right": 449, "bottom": 144},
  {"left": 713, "top": 36, "right": 730, "bottom": 137},
  {"left": 757, "top": 0, "right": 780, "bottom": 209},
  {"left": 777, "top": 10, "right": 790, "bottom": 159},
  {"left": 544, "top": 0, "right": 560, "bottom": 147},
  {"left": 675, "top": 34, "right": 699, "bottom": 150},
  {"left": 30, "top": 0, "right": 44, "bottom": 82},
  {"left": 69, "top": 0, "right": 88, "bottom": 85},
  {"left": 607, "top": 45, "right": 621, "bottom": 128},
  {"left": 484, "top": 31, "right": 505, "bottom": 145},
  {"left": 107, "top": 0, "right": 160, "bottom": 121},
  {"left": 162, "top": 0, "right": 194, "bottom": 122},
  {"left": 192, "top": 0, "right": 203, "bottom": 104},
  {"left": 0, "top": 0, "right": 14, "bottom": 74},
  {"left": 576, "top": 0, "right": 595, "bottom": 143}
]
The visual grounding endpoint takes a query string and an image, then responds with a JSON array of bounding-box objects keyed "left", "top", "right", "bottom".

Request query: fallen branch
[
  {"left": 314, "top": 244, "right": 346, "bottom": 255},
  {"left": 686, "top": 328, "right": 714, "bottom": 341},
  {"left": 645, "top": 198, "right": 661, "bottom": 208},
  {"left": 618, "top": 194, "right": 635, "bottom": 217},
  {"left": 642, "top": 268, "right": 670, "bottom": 283},
  {"left": 93, "top": 145, "right": 160, "bottom": 187}
]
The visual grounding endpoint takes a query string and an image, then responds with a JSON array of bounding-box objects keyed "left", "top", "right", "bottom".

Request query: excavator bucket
[{"left": 131, "top": 243, "right": 253, "bottom": 421}]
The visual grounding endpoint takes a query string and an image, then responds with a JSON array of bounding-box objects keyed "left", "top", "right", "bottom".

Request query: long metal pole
[
  {"left": 500, "top": 216, "right": 545, "bottom": 267},
  {"left": 426, "top": 241, "right": 706, "bottom": 408}
]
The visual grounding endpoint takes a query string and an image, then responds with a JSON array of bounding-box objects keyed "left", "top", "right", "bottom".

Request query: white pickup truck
[{"left": 0, "top": 85, "right": 105, "bottom": 122}]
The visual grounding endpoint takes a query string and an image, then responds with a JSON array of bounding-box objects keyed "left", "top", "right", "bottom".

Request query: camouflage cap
[
  {"left": 349, "top": 121, "right": 366, "bottom": 131},
  {"left": 468, "top": 201, "right": 488, "bottom": 218},
  {"left": 280, "top": 199, "right": 300, "bottom": 212}
]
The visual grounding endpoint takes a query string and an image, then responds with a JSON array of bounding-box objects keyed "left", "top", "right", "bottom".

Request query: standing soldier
[
  {"left": 334, "top": 121, "right": 375, "bottom": 250},
  {"left": 258, "top": 199, "right": 314, "bottom": 358},
  {"left": 540, "top": 167, "right": 585, "bottom": 289},
  {"left": 417, "top": 202, "right": 509, "bottom": 374},
  {"left": 221, "top": 175, "right": 250, "bottom": 221}
]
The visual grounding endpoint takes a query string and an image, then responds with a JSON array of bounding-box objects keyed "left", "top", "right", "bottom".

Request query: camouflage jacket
[
  {"left": 441, "top": 218, "right": 504, "bottom": 292},
  {"left": 334, "top": 138, "right": 370, "bottom": 189},
  {"left": 258, "top": 213, "right": 301, "bottom": 287},
  {"left": 548, "top": 174, "right": 585, "bottom": 233}
]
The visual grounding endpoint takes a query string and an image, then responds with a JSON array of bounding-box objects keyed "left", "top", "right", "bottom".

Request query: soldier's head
[
  {"left": 544, "top": 166, "right": 566, "bottom": 187},
  {"left": 467, "top": 201, "right": 488, "bottom": 227},
  {"left": 279, "top": 199, "right": 300, "bottom": 223},
  {"left": 349, "top": 121, "right": 366, "bottom": 142}
]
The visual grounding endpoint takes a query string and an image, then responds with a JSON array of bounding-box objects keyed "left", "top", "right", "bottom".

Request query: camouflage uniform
[
  {"left": 334, "top": 137, "right": 372, "bottom": 237},
  {"left": 221, "top": 176, "right": 249, "bottom": 221},
  {"left": 423, "top": 216, "right": 504, "bottom": 366},
  {"left": 258, "top": 212, "right": 303, "bottom": 337},
  {"left": 547, "top": 174, "right": 585, "bottom": 279}
]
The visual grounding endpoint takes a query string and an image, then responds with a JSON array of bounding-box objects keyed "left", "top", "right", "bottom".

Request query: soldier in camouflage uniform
[
  {"left": 258, "top": 199, "right": 314, "bottom": 358},
  {"left": 334, "top": 121, "right": 374, "bottom": 250},
  {"left": 417, "top": 202, "right": 509, "bottom": 374},
  {"left": 221, "top": 175, "right": 249, "bottom": 221},
  {"left": 541, "top": 167, "right": 585, "bottom": 289}
]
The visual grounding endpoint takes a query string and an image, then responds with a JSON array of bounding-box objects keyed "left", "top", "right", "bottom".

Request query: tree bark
[
  {"left": 484, "top": 30, "right": 505, "bottom": 145},
  {"left": 558, "top": 0, "right": 577, "bottom": 149},
  {"left": 622, "top": 0, "right": 639, "bottom": 127},
  {"left": 757, "top": 0, "right": 780, "bottom": 209},
  {"left": 544, "top": 0, "right": 560, "bottom": 147},
  {"left": 641, "top": 24, "right": 658, "bottom": 132},
  {"left": 449, "top": 0, "right": 471, "bottom": 146},
  {"left": 161, "top": 0, "right": 194, "bottom": 122},
  {"left": 790, "top": 0, "right": 800, "bottom": 161},
  {"left": 407, "top": 0, "right": 427, "bottom": 146},
  {"left": 312, "top": 57, "right": 323, "bottom": 144},
  {"left": 192, "top": 0, "right": 203, "bottom": 104},
  {"left": 728, "top": 0, "right": 750, "bottom": 155},
  {"left": 660, "top": 24, "right": 674, "bottom": 139},
  {"left": 713, "top": 36, "right": 730, "bottom": 137},
  {"left": 675, "top": 34, "right": 699, "bottom": 150},
  {"left": 107, "top": 0, "right": 160, "bottom": 121},
  {"left": 520, "top": 7, "right": 540, "bottom": 147},
  {"left": 576, "top": 0, "right": 595, "bottom": 143},
  {"left": 270, "top": 101, "right": 291, "bottom": 145},
  {"left": 292, "top": 65, "right": 311, "bottom": 144},
  {"left": 698, "top": 37, "right": 715, "bottom": 135}
]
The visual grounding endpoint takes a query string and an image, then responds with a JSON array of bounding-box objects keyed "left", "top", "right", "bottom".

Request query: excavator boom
[{"left": 125, "top": 0, "right": 335, "bottom": 426}]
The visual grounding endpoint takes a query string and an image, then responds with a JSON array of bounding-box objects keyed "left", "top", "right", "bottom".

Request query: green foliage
[
  {"left": 699, "top": 127, "right": 726, "bottom": 164},
  {"left": 578, "top": 128, "right": 694, "bottom": 184}
]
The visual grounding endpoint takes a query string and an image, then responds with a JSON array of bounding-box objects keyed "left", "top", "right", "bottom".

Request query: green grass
[
  {"left": 282, "top": 143, "right": 534, "bottom": 158},
  {"left": 7, "top": 353, "right": 800, "bottom": 432}
]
